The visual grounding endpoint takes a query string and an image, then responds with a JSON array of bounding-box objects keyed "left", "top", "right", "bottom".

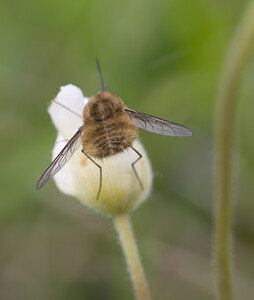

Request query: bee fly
[{"left": 36, "top": 60, "right": 192, "bottom": 199}]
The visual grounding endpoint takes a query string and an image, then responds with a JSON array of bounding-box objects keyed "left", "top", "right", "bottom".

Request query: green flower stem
[
  {"left": 214, "top": 1, "right": 254, "bottom": 300},
  {"left": 113, "top": 214, "right": 152, "bottom": 300}
]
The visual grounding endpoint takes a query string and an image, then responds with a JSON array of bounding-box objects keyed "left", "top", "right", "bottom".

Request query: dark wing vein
[
  {"left": 36, "top": 128, "right": 83, "bottom": 189},
  {"left": 125, "top": 108, "right": 192, "bottom": 137}
]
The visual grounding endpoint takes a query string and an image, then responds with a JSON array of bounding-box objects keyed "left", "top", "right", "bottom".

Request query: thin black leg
[
  {"left": 82, "top": 150, "right": 102, "bottom": 200},
  {"left": 55, "top": 139, "right": 68, "bottom": 145},
  {"left": 52, "top": 100, "right": 83, "bottom": 119},
  {"left": 131, "top": 147, "right": 144, "bottom": 190}
]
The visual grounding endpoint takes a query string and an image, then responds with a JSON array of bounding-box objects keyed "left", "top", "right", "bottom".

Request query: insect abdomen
[{"left": 82, "top": 114, "right": 138, "bottom": 159}]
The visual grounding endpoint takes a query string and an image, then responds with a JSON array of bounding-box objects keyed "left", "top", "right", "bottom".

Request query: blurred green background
[{"left": 1, "top": 0, "right": 254, "bottom": 299}]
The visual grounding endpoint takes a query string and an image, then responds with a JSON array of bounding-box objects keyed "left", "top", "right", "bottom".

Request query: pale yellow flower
[{"left": 48, "top": 84, "right": 153, "bottom": 216}]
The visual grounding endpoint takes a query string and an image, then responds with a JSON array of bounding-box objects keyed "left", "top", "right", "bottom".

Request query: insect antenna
[{"left": 96, "top": 58, "right": 105, "bottom": 91}]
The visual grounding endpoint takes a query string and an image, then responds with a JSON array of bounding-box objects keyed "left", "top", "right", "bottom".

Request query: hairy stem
[
  {"left": 214, "top": 1, "right": 254, "bottom": 300},
  {"left": 113, "top": 214, "right": 152, "bottom": 300}
]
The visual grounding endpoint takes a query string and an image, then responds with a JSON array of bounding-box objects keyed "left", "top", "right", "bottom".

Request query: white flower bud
[{"left": 48, "top": 85, "right": 153, "bottom": 216}]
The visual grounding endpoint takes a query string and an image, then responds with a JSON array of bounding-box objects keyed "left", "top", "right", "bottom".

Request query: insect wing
[
  {"left": 125, "top": 108, "right": 192, "bottom": 137},
  {"left": 36, "top": 129, "right": 83, "bottom": 189}
]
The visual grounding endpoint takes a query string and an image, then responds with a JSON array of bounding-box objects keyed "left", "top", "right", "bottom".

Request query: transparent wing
[
  {"left": 36, "top": 128, "right": 83, "bottom": 189},
  {"left": 125, "top": 108, "right": 192, "bottom": 137}
]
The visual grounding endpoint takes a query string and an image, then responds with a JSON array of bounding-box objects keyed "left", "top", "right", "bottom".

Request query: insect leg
[
  {"left": 52, "top": 100, "right": 83, "bottom": 119},
  {"left": 131, "top": 147, "right": 144, "bottom": 190},
  {"left": 55, "top": 139, "right": 68, "bottom": 145},
  {"left": 82, "top": 150, "right": 102, "bottom": 200}
]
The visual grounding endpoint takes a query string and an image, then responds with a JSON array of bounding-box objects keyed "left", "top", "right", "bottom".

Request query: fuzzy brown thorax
[{"left": 82, "top": 92, "right": 138, "bottom": 159}]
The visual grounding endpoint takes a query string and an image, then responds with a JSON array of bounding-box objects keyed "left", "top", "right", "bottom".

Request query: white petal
[
  {"left": 52, "top": 133, "right": 80, "bottom": 195},
  {"left": 52, "top": 138, "right": 152, "bottom": 216},
  {"left": 48, "top": 84, "right": 89, "bottom": 139}
]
